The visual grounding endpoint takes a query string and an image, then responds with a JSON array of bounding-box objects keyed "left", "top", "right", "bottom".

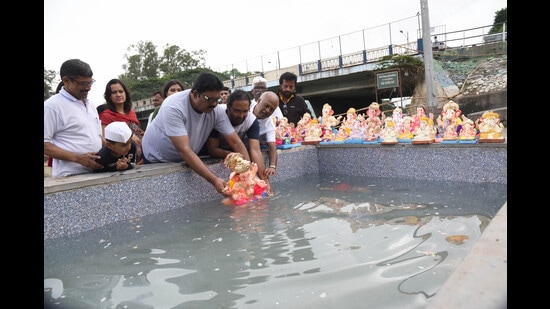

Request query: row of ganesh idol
[{"left": 274, "top": 100, "right": 505, "bottom": 145}]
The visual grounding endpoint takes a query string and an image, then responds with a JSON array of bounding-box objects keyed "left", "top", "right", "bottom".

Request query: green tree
[
  {"left": 159, "top": 44, "right": 207, "bottom": 76},
  {"left": 125, "top": 77, "right": 165, "bottom": 101},
  {"left": 44, "top": 67, "right": 58, "bottom": 101},
  {"left": 121, "top": 40, "right": 160, "bottom": 83},
  {"left": 489, "top": 8, "right": 507, "bottom": 34},
  {"left": 222, "top": 68, "right": 247, "bottom": 79},
  {"left": 169, "top": 68, "right": 229, "bottom": 89},
  {"left": 126, "top": 68, "right": 231, "bottom": 101},
  {"left": 119, "top": 41, "right": 214, "bottom": 100}
]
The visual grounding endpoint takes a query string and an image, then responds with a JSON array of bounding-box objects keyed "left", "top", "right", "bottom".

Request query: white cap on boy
[{"left": 105, "top": 121, "right": 132, "bottom": 143}]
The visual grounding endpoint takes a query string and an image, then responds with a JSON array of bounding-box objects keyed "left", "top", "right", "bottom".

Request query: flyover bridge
[
  {"left": 218, "top": 22, "right": 504, "bottom": 116},
  {"left": 136, "top": 21, "right": 505, "bottom": 124},
  {"left": 224, "top": 41, "right": 420, "bottom": 114}
]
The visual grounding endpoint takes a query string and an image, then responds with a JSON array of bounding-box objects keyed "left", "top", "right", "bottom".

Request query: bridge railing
[
  {"left": 139, "top": 21, "right": 506, "bottom": 112},
  {"left": 221, "top": 21, "right": 506, "bottom": 90}
]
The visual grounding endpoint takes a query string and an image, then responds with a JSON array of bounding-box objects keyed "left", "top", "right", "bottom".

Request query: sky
[{"left": 44, "top": 0, "right": 506, "bottom": 106}]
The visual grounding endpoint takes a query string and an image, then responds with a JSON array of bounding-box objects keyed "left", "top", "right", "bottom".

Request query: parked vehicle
[{"left": 432, "top": 41, "right": 446, "bottom": 51}]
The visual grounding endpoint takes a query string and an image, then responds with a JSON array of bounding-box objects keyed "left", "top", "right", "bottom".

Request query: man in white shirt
[
  {"left": 44, "top": 59, "right": 104, "bottom": 178},
  {"left": 250, "top": 91, "right": 280, "bottom": 179}
]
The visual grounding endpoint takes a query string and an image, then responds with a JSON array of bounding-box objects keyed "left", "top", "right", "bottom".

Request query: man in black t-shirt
[{"left": 277, "top": 72, "right": 311, "bottom": 126}]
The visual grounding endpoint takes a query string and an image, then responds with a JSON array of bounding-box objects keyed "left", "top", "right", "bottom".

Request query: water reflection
[{"left": 44, "top": 174, "right": 506, "bottom": 308}]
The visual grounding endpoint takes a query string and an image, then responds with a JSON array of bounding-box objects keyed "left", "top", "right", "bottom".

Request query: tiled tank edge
[{"left": 44, "top": 144, "right": 504, "bottom": 240}]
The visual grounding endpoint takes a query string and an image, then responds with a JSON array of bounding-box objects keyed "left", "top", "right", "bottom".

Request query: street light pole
[
  {"left": 416, "top": 11, "right": 421, "bottom": 39},
  {"left": 420, "top": 0, "right": 437, "bottom": 108},
  {"left": 400, "top": 30, "right": 409, "bottom": 43},
  {"left": 261, "top": 56, "right": 264, "bottom": 73}
]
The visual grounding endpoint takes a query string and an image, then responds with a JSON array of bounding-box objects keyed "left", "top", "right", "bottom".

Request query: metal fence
[
  {"left": 216, "top": 14, "right": 424, "bottom": 75},
  {"left": 214, "top": 16, "right": 506, "bottom": 78},
  {"left": 136, "top": 21, "right": 506, "bottom": 112}
]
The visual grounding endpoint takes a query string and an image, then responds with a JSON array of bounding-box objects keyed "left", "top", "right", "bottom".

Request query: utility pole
[
  {"left": 420, "top": 0, "right": 437, "bottom": 107},
  {"left": 400, "top": 30, "right": 409, "bottom": 43}
]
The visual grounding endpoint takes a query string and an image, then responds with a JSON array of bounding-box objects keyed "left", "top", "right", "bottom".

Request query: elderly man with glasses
[
  {"left": 250, "top": 76, "right": 283, "bottom": 126},
  {"left": 44, "top": 59, "right": 104, "bottom": 178}
]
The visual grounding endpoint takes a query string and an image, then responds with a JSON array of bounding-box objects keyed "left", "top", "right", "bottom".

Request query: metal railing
[
  {"left": 220, "top": 21, "right": 506, "bottom": 89},
  {"left": 218, "top": 14, "right": 425, "bottom": 76},
  {"left": 136, "top": 21, "right": 506, "bottom": 112}
]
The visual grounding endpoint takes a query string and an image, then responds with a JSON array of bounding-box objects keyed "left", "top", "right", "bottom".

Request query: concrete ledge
[
  {"left": 44, "top": 162, "right": 192, "bottom": 194},
  {"left": 426, "top": 202, "right": 507, "bottom": 309},
  {"left": 44, "top": 146, "right": 318, "bottom": 239},
  {"left": 317, "top": 142, "right": 507, "bottom": 184},
  {"left": 44, "top": 143, "right": 505, "bottom": 239}
]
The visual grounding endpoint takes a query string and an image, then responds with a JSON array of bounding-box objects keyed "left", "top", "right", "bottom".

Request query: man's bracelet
[{"left": 269, "top": 165, "right": 276, "bottom": 169}]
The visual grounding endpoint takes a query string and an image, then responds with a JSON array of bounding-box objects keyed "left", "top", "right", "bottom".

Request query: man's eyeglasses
[
  {"left": 71, "top": 79, "right": 96, "bottom": 87},
  {"left": 283, "top": 104, "right": 288, "bottom": 115},
  {"left": 201, "top": 94, "right": 220, "bottom": 103},
  {"left": 253, "top": 86, "right": 267, "bottom": 90}
]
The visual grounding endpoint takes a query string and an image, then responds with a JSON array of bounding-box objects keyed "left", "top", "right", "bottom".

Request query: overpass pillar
[{"left": 417, "top": 38, "right": 424, "bottom": 52}]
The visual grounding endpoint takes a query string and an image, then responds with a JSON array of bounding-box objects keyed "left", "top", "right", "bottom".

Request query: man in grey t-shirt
[{"left": 142, "top": 73, "right": 250, "bottom": 195}]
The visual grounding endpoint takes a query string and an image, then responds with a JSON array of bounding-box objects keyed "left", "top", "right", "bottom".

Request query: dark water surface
[{"left": 44, "top": 174, "right": 507, "bottom": 309}]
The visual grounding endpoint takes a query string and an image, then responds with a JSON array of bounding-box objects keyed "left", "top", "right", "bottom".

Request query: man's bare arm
[
  {"left": 249, "top": 139, "right": 273, "bottom": 195},
  {"left": 264, "top": 142, "right": 278, "bottom": 178}
]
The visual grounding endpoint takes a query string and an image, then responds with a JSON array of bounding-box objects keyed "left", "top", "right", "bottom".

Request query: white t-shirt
[
  {"left": 142, "top": 89, "right": 235, "bottom": 162},
  {"left": 44, "top": 88, "right": 103, "bottom": 178},
  {"left": 214, "top": 104, "right": 259, "bottom": 149},
  {"left": 250, "top": 99, "right": 277, "bottom": 144}
]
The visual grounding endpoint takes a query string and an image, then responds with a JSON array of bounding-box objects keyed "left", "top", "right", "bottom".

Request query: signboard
[{"left": 376, "top": 71, "right": 399, "bottom": 89}]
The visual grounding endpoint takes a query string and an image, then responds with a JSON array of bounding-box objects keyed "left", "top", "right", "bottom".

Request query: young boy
[{"left": 94, "top": 121, "right": 136, "bottom": 172}]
